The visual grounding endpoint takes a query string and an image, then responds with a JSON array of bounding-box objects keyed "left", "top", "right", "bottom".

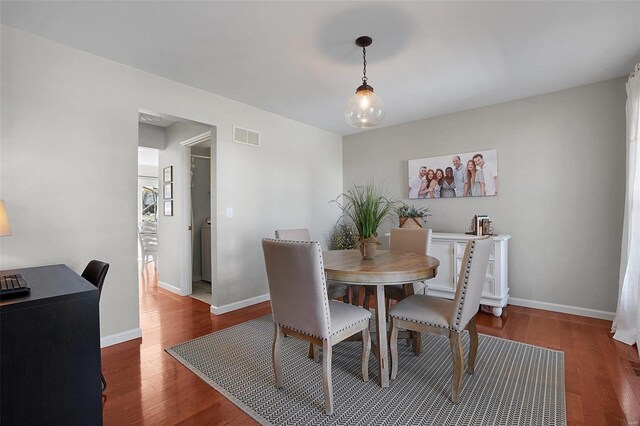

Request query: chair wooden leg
[
  {"left": 411, "top": 332, "right": 422, "bottom": 356},
  {"left": 363, "top": 287, "right": 371, "bottom": 311},
  {"left": 273, "top": 324, "right": 284, "bottom": 388},
  {"left": 390, "top": 320, "right": 399, "bottom": 380},
  {"left": 322, "top": 340, "right": 333, "bottom": 415},
  {"left": 449, "top": 331, "right": 464, "bottom": 403},
  {"left": 467, "top": 317, "right": 478, "bottom": 374},
  {"left": 361, "top": 327, "right": 371, "bottom": 382},
  {"left": 308, "top": 343, "right": 320, "bottom": 362},
  {"left": 351, "top": 286, "right": 360, "bottom": 306}
]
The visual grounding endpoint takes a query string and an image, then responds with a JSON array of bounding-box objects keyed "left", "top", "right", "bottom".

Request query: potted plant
[
  {"left": 333, "top": 181, "right": 397, "bottom": 259},
  {"left": 395, "top": 203, "right": 431, "bottom": 229},
  {"left": 329, "top": 222, "right": 359, "bottom": 250}
]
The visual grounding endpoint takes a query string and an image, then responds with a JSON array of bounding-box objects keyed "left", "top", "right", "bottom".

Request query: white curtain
[{"left": 612, "top": 64, "right": 640, "bottom": 354}]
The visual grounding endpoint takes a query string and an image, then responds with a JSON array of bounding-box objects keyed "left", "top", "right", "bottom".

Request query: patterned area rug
[{"left": 166, "top": 315, "right": 566, "bottom": 425}]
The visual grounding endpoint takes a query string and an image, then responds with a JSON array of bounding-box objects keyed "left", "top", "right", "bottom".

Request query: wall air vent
[{"left": 233, "top": 126, "right": 260, "bottom": 147}]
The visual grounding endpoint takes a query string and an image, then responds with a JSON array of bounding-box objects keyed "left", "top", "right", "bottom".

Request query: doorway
[
  {"left": 137, "top": 147, "right": 159, "bottom": 287},
  {"left": 188, "top": 144, "right": 212, "bottom": 304},
  {"left": 137, "top": 109, "right": 217, "bottom": 305}
]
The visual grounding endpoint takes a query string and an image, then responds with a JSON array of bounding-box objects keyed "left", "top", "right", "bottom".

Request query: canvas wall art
[{"left": 408, "top": 150, "right": 498, "bottom": 199}]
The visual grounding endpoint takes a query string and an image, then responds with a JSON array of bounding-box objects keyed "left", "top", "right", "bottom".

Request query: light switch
[{"left": 225, "top": 207, "right": 233, "bottom": 219}]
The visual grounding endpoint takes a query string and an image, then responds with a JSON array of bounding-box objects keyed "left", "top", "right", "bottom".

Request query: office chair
[{"left": 81, "top": 260, "right": 110, "bottom": 392}]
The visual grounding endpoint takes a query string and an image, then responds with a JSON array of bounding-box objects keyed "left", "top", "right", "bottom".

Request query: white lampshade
[
  {"left": 0, "top": 200, "right": 12, "bottom": 237},
  {"left": 345, "top": 86, "right": 385, "bottom": 128}
]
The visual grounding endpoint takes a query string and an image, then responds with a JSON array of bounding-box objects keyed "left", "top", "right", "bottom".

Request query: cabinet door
[{"left": 429, "top": 241, "right": 455, "bottom": 291}]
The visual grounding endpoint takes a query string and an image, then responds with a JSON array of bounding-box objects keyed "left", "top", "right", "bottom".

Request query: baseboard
[
  {"left": 158, "top": 280, "right": 187, "bottom": 296},
  {"left": 100, "top": 327, "right": 142, "bottom": 348},
  {"left": 210, "top": 293, "right": 270, "bottom": 315},
  {"left": 192, "top": 275, "right": 202, "bottom": 282},
  {"left": 509, "top": 297, "right": 615, "bottom": 321}
]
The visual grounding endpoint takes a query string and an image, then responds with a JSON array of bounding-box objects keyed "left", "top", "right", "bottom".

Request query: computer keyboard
[{"left": 0, "top": 273, "right": 31, "bottom": 298}]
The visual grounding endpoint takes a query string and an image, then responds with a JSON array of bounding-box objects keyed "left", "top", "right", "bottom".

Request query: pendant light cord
[{"left": 362, "top": 46, "right": 368, "bottom": 85}]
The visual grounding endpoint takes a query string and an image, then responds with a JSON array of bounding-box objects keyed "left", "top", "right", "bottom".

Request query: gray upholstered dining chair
[
  {"left": 275, "top": 228, "right": 350, "bottom": 303},
  {"left": 364, "top": 227, "right": 432, "bottom": 309},
  {"left": 262, "top": 239, "right": 372, "bottom": 415},
  {"left": 389, "top": 236, "right": 492, "bottom": 404},
  {"left": 386, "top": 227, "right": 433, "bottom": 297}
]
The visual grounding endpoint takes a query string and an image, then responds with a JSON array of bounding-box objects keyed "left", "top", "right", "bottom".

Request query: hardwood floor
[{"left": 102, "top": 265, "right": 640, "bottom": 425}]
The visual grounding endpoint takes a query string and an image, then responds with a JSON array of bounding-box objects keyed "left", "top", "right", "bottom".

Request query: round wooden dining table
[{"left": 322, "top": 249, "right": 439, "bottom": 387}]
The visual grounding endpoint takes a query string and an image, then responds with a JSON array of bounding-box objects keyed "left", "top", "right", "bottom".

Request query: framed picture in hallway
[
  {"left": 164, "top": 200, "right": 173, "bottom": 216},
  {"left": 164, "top": 183, "right": 173, "bottom": 200},
  {"left": 408, "top": 149, "right": 498, "bottom": 199},
  {"left": 163, "top": 166, "right": 173, "bottom": 183}
]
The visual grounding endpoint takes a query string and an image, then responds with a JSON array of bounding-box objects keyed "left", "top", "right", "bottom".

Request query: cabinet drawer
[
  {"left": 456, "top": 258, "right": 494, "bottom": 278},
  {"left": 483, "top": 278, "right": 495, "bottom": 295},
  {"left": 432, "top": 233, "right": 510, "bottom": 315},
  {"left": 455, "top": 275, "right": 495, "bottom": 295},
  {"left": 455, "top": 241, "right": 495, "bottom": 260}
]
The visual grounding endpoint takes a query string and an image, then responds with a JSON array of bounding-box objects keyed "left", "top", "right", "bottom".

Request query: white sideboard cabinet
[{"left": 429, "top": 233, "right": 511, "bottom": 316}]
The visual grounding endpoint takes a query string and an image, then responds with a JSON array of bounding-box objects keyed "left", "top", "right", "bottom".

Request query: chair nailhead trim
[
  {"left": 279, "top": 315, "right": 370, "bottom": 339},
  {"left": 454, "top": 240, "right": 475, "bottom": 331},
  {"left": 279, "top": 323, "right": 323, "bottom": 339},
  {"left": 329, "top": 316, "right": 371, "bottom": 337},
  {"left": 316, "top": 243, "right": 332, "bottom": 333},
  {"left": 389, "top": 314, "right": 450, "bottom": 330}
]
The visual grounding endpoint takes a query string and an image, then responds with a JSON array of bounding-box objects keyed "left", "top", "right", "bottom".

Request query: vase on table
[{"left": 358, "top": 236, "right": 380, "bottom": 260}]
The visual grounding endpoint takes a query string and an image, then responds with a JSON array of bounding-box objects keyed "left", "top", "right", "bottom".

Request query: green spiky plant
[{"left": 333, "top": 181, "right": 397, "bottom": 239}]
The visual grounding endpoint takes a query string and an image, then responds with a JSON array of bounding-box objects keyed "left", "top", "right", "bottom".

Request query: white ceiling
[
  {"left": 2, "top": 1, "right": 639, "bottom": 136},
  {"left": 139, "top": 112, "right": 178, "bottom": 128}
]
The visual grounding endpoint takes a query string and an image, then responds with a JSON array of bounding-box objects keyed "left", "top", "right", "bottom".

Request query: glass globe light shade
[{"left": 345, "top": 87, "right": 385, "bottom": 128}]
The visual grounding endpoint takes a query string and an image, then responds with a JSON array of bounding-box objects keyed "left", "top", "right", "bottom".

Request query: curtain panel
[{"left": 612, "top": 64, "right": 640, "bottom": 354}]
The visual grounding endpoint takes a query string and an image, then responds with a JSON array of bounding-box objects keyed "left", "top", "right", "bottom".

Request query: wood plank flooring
[{"left": 101, "top": 265, "right": 640, "bottom": 425}]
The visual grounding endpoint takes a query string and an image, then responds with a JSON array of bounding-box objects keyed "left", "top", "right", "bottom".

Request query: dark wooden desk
[
  {"left": 323, "top": 250, "right": 439, "bottom": 387},
  {"left": 0, "top": 264, "right": 102, "bottom": 425}
]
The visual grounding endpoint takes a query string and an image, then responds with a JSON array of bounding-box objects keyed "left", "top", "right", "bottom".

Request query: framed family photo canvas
[{"left": 408, "top": 149, "right": 498, "bottom": 199}]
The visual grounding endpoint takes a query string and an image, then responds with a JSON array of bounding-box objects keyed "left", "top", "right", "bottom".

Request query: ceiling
[
  {"left": 2, "top": 1, "right": 639, "bottom": 136},
  {"left": 139, "top": 112, "right": 178, "bottom": 128}
]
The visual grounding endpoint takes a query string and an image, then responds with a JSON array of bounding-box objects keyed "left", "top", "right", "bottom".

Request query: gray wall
[
  {"left": 1, "top": 26, "right": 343, "bottom": 342},
  {"left": 138, "top": 122, "right": 166, "bottom": 150},
  {"left": 343, "top": 77, "right": 627, "bottom": 314}
]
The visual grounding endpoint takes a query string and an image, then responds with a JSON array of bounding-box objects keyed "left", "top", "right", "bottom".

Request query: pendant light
[{"left": 345, "top": 36, "right": 385, "bottom": 128}]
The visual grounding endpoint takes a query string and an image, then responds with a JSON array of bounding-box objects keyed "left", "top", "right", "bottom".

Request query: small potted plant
[
  {"left": 395, "top": 203, "right": 431, "bottom": 229},
  {"left": 333, "top": 181, "right": 397, "bottom": 259},
  {"left": 329, "top": 222, "right": 359, "bottom": 250}
]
